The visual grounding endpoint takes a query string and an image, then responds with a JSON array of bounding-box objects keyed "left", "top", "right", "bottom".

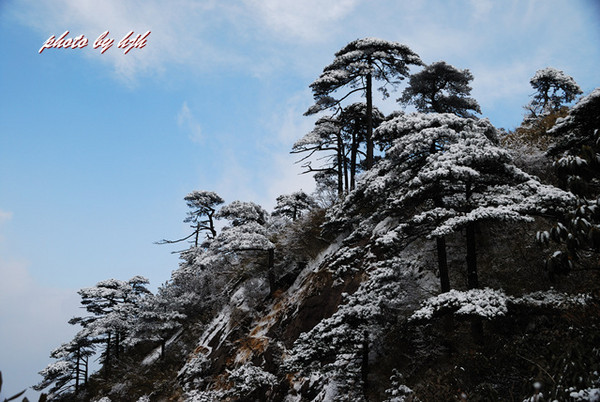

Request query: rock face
[{"left": 170, "top": 213, "right": 598, "bottom": 402}]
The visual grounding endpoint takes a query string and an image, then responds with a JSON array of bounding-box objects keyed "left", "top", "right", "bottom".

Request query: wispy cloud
[
  {"left": 14, "top": 0, "right": 245, "bottom": 84},
  {"left": 177, "top": 101, "right": 203, "bottom": 143},
  {"left": 13, "top": 0, "right": 364, "bottom": 84},
  {"left": 241, "top": 0, "right": 359, "bottom": 42},
  {"left": 0, "top": 209, "right": 13, "bottom": 223},
  {"left": 13, "top": 0, "right": 599, "bottom": 92}
]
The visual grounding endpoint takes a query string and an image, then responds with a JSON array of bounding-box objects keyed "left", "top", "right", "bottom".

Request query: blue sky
[{"left": 1, "top": 0, "right": 599, "bottom": 398}]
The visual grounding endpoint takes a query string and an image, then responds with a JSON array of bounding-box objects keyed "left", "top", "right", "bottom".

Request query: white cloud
[
  {"left": 469, "top": 0, "right": 493, "bottom": 20},
  {"left": 241, "top": 0, "right": 359, "bottom": 42},
  {"left": 15, "top": 0, "right": 246, "bottom": 84},
  {"left": 13, "top": 0, "right": 362, "bottom": 84},
  {"left": 0, "top": 209, "right": 12, "bottom": 223},
  {"left": 177, "top": 101, "right": 203, "bottom": 143}
]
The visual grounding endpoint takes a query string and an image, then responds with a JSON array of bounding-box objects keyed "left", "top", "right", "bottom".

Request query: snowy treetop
[
  {"left": 308, "top": 37, "right": 423, "bottom": 104},
  {"left": 292, "top": 117, "right": 339, "bottom": 149},
  {"left": 531, "top": 67, "right": 582, "bottom": 94},
  {"left": 184, "top": 191, "right": 224, "bottom": 210},
  {"left": 217, "top": 201, "right": 268, "bottom": 226}
]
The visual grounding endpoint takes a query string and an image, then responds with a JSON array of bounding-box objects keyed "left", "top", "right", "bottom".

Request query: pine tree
[
  {"left": 292, "top": 116, "right": 346, "bottom": 195},
  {"left": 34, "top": 334, "right": 95, "bottom": 397},
  {"left": 157, "top": 191, "right": 224, "bottom": 248},
  {"left": 399, "top": 61, "right": 481, "bottom": 118},
  {"left": 540, "top": 88, "right": 600, "bottom": 276},
  {"left": 527, "top": 67, "right": 582, "bottom": 118},
  {"left": 70, "top": 276, "right": 150, "bottom": 376},
  {"left": 131, "top": 286, "right": 186, "bottom": 359},
  {"left": 338, "top": 103, "right": 384, "bottom": 189},
  {"left": 272, "top": 191, "right": 316, "bottom": 221},
  {"left": 335, "top": 113, "right": 574, "bottom": 293},
  {"left": 306, "top": 37, "right": 423, "bottom": 169}
]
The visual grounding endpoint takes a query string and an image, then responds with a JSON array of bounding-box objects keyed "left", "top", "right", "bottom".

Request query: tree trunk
[
  {"left": 105, "top": 331, "right": 111, "bottom": 378},
  {"left": 194, "top": 223, "right": 200, "bottom": 247},
  {"left": 75, "top": 346, "right": 80, "bottom": 393},
  {"left": 336, "top": 132, "right": 344, "bottom": 196},
  {"left": 466, "top": 222, "right": 478, "bottom": 289},
  {"left": 351, "top": 119, "right": 359, "bottom": 190},
  {"left": 436, "top": 237, "right": 450, "bottom": 292},
  {"left": 208, "top": 210, "right": 217, "bottom": 238},
  {"left": 466, "top": 222, "right": 483, "bottom": 343},
  {"left": 366, "top": 72, "right": 374, "bottom": 169},
  {"left": 342, "top": 143, "right": 349, "bottom": 194}
]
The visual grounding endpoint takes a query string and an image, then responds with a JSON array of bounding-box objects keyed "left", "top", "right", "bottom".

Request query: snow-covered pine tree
[
  {"left": 215, "top": 201, "right": 275, "bottom": 292},
  {"left": 541, "top": 87, "right": 600, "bottom": 276},
  {"left": 272, "top": 191, "right": 316, "bottom": 222},
  {"left": 34, "top": 333, "right": 95, "bottom": 398},
  {"left": 157, "top": 190, "right": 224, "bottom": 248},
  {"left": 389, "top": 114, "right": 573, "bottom": 290},
  {"left": 398, "top": 60, "right": 481, "bottom": 118},
  {"left": 216, "top": 200, "right": 268, "bottom": 227},
  {"left": 69, "top": 276, "right": 151, "bottom": 376},
  {"left": 292, "top": 115, "right": 346, "bottom": 195},
  {"left": 507, "top": 67, "right": 583, "bottom": 153},
  {"left": 306, "top": 37, "right": 423, "bottom": 169},
  {"left": 130, "top": 284, "right": 187, "bottom": 359},
  {"left": 527, "top": 67, "right": 583, "bottom": 118},
  {"left": 332, "top": 113, "right": 574, "bottom": 292},
  {"left": 338, "top": 103, "right": 384, "bottom": 189}
]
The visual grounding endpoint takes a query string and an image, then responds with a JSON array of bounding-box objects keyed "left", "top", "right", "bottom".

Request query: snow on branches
[{"left": 410, "top": 288, "right": 590, "bottom": 321}]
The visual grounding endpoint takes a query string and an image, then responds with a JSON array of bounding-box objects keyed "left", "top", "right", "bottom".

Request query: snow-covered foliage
[
  {"left": 217, "top": 200, "right": 268, "bottom": 226},
  {"left": 399, "top": 60, "right": 481, "bottom": 118},
  {"left": 541, "top": 88, "right": 600, "bottom": 275},
  {"left": 307, "top": 37, "right": 423, "bottom": 107},
  {"left": 34, "top": 41, "right": 600, "bottom": 402},
  {"left": 212, "top": 221, "right": 273, "bottom": 252},
  {"left": 34, "top": 360, "right": 75, "bottom": 397},
  {"left": 383, "top": 370, "right": 419, "bottom": 402},
  {"left": 527, "top": 67, "right": 582, "bottom": 117},
  {"left": 183, "top": 363, "right": 276, "bottom": 401},
  {"left": 272, "top": 191, "right": 316, "bottom": 221},
  {"left": 332, "top": 113, "right": 574, "bottom": 243},
  {"left": 285, "top": 250, "right": 438, "bottom": 401},
  {"left": 293, "top": 116, "right": 339, "bottom": 149},
  {"left": 307, "top": 37, "right": 423, "bottom": 168},
  {"left": 410, "top": 288, "right": 509, "bottom": 320},
  {"left": 569, "top": 386, "right": 600, "bottom": 401},
  {"left": 225, "top": 363, "right": 277, "bottom": 396},
  {"left": 183, "top": 190, "right": 224, "bottom": 238},
  {"left": 170, "top": 198, "right": 274, "bottom": 316},
  {"left": 130, "top": 286, "right": 187, "bottom": 356},
  {"left": 410, "top": 288, "right": 590, "bottom": 321}
]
